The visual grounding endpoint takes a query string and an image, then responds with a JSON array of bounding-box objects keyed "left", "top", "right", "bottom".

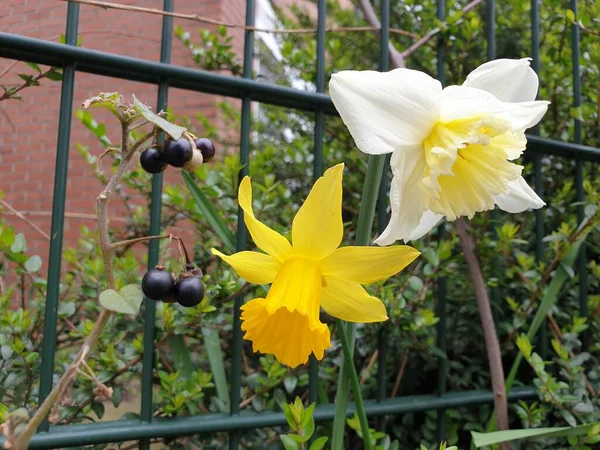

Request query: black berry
[
  {"left": 140, "top": 147, "right": 167, "bottom": 174},
  {"left": 141, "top": 268, "right": 174, "bottom": 300},
  {"left": 174, "top": 276, "right": 205, "bottom": 307},
  {"left": 163, "top": 138, "right": 193, "bottom": 167},
  {"left": 194, "top": 138, "right": 216, "bottom": 162}
]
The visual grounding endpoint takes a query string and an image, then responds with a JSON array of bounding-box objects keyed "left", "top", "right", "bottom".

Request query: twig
[
  {"left": 455, "top": 218, "right": 509, "bottom": 447},
  {"left": 0, "top": 66, "right": 60, "bottom": 102},
  {"left": 357, "top": 0, "right": 405, "bottom": 68},
  {"left": 55, "top": 0, "right": 418, "bottom": 37},
  {"left": 111, "top": 234, "right": 172, "bottom": 250},
  {"left": 360, "top": 350, "right": 379, "bottom": 385},
  {"left": 390, "top": 352, "right": 408, "bottom": 398},
  {"left": 0, "top": 199, "right": 50, "bottom": 240},
  {"left": 570, "top": 19, "right": 600, "bottom": 38},
  {"left": 400, "top": 0, "right": 485, "bottom": 59},
  {"left": 12, "top": 118, "right": 141, "bottom": 450},
  {"left": 1, "top": 210, "right": 129, "bottom": 223}
]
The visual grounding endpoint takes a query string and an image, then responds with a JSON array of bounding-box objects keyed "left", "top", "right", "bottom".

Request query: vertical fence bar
[
  {"left": 308, "top": 0, "right": 327, "bottom": 406},
  {"left": 375, "top": 0, "right": 391, "bottom": 432},
  {"left": 230, "top": 0, "right": 255, "bottom": 448},
  {"left": 435, "top": 0, "right": 447, "bottom": 442},
  {"left": 139, "top": 1, "right": 173, "bottom": 449},
  {"left": 530, "top": 0, "right": 547, "bottom": 358},
  {"left": 570, "top": 0, "right": 588, "bottom": 350},
  {"left": 38, "top": 1, "right": 80, "bottom": 433}
]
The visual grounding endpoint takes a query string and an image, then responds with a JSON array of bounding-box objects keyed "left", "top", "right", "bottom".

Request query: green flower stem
[
  {"left": 336, "top": 319, "right": 373, "bottom": 450},
  {"left": 331, "top": 154, "right": 386, "bottom": 450}
]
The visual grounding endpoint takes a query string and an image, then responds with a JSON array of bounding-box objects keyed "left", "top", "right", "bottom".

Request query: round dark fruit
[
  {"left": 194, "top": 138, "right": 216, "bottom": 162},
  {"left": 163, "top": 137, "right": 193, "bottom": 167},
  {"left": 140, "top": 147, "right": 167, "bottom": 174},
  {"left": 174, "top": 277, "right": 205, "bottom": 307},
  {"left": 141, "top": 268, "right": 174, "bottom": 300}
]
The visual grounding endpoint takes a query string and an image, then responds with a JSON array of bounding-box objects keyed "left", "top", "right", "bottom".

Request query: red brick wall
[{"left": 0, "top": 0, "right": 246, "bottom": 271}]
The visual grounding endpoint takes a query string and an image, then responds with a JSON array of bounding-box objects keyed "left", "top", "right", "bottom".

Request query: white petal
[
  {"left": 374, "top": 146, "right": 428, "bottom": 245},
  {"left": 329, "top": 69, "right": 442, "bottom": 155},
  {"left": 463, "top": 58, "right": 539, "bottom": 103},
  {"left": 494, "top": 177, "right": 545, "bottom": 213},
  {"left": 441, "top": 85, "right": 549, "bottom": 131},
  {"left": 407, "top": 210, "right": 444, "bottom": 241}
]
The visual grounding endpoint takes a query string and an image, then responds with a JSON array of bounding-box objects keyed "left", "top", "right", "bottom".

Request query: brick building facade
[{"left": 0, "top": 0, "right": 263, "bottom": 266}]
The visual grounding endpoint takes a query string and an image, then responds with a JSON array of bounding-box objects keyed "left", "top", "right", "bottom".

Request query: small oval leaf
[
  {"left": 24, "top": 255, "right": 42, "bottom": 273},
  {"left": 99, "top": 288, "right": 139, "bottom": 315}
]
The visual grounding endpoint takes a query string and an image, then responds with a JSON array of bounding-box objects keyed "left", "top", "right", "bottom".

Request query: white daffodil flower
[{"left": 329, "top": 58, "right": 549, "bottom": 245}]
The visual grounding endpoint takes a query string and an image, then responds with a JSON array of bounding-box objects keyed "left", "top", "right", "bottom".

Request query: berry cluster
[
  {"left": 141, "top": 264, "right": 205, "bottom": 307},
  {"left": 140, "top": 136, "right": 216, "bottom": 174}
]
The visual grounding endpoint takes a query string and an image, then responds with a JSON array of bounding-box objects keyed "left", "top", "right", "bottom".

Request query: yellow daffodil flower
[
  {"left": 212, "top": 164, "right": 420, "bottom": 368},
  {"left": 329, "top": 58, "right": 550, "bottom": 245}
]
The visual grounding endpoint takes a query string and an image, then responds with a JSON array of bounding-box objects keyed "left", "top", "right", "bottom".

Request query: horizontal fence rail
[
  {"left": 0, "top": 0, "right": 597, "bottom": 447},
  {"left": 17, "top": 389, "right": 537, "bottom": 449},
  {"left": 1, "top": 33, "right": 599, "bottom": 161}
]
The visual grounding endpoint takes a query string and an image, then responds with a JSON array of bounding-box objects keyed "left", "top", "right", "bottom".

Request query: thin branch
[
  {"left": 13, "top": 119, "right": 140, "bottom": 450},
  {"left": 0, "top": 66, "right": 60, "bottom": 102},
  {"left": 360, "top": 350, "right": 379, "bottom": 385},
  {"left": 455, "top": 218, "right": 509, "bottom": 447},
  {"left": 1, "top": 210, "right": 129, "bottom": 223},
  {"left": 390, "top": 352, "right": 408, "bottom": 398},
  {"left": 55, "top": 0, "right": 418, "bottom": 37},
  {"left": 357, "top": 0, "right": 405, "bottom": 68},
  {"left": 401, "top": 0, "right": 485, "bottom": 59},
  {"left": 0, "top": 199, "right": 50, "bottom": 241}
]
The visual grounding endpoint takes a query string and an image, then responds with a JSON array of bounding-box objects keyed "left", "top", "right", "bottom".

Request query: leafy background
[{"left": 1, "top": 0, "right": 599, "bottom": 448}]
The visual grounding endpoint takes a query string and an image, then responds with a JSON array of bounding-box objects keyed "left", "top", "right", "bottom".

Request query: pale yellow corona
[{"left": 212, "top": 164, "right": 420, "bottom": 368}]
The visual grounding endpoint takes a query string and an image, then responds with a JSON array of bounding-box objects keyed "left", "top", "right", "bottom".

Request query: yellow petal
[
  {"left": 241, "top": 298, "right": 331, "bottom": 368},
  {"left": 320, "top": 245, "right": 420, "bottom": 284},
  {"left": 321, "top": 276, "right": 388, "bottom": 323},
  {"left": 211, "top": 249, "right": 281, "bottom": 285},
  {"left": 238, "top": 177, "right": 293, "bottom": 262},
  {"left": 292, "top": 164, "right": 344, "bottom": 260}
]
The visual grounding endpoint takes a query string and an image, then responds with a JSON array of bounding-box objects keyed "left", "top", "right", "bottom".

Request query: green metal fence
[{"left": 1, "top": 0, "right": 599, "bottom": 448}]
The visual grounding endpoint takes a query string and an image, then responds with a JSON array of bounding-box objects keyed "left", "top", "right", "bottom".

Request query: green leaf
[
  {"left": 91, "top": 401, "right": 105, "bottom": 419},
  {"left": 203, "top": 327, "right": 230, "bottom": 409},
  {"left": 17, "top": 74, "right": 34, "bottom": 83},
  {"left": 99, "top": 285, "right": 143, "bottom": 315},
  {"left": 168, "top": 335, "right": 193, "bottom": 381},
  {"left": 566, "top": 9, "right": 575, "bottom": 21},
  {"left": 182, "top": 171, "right": 236, "bottom": 252},
  {"left": 0, "top": 402, "right": 8, "bottom": 423},
  {"left": 0, "top": 226, "right": 15, "bottom": 246},
  {"left": 309, "top": 436, "right": 328, "bottom": 450},
  {"left": 280, "top": 435, "right": 301, "bottom": 450},
  {"left": 25, "top": 352, "right": 39, "bottom": 363},
  {"left": 472, "top": 422, "right": 599, "bottom": 447},
  {"left": 284, "top": 376, "right": 298, "bottom": 394},
  {"left": 11, "top": 233, "right": 26, "bottom": 253},
  {"left": 26, "top": 62, "right": 41, "bottom": 72},
  {"left": 112, "top": 386, "right": 123, "bottom": 408},
  {"left": 283, "top": 403, "right": 297, "bottom": 430},
  {"left": 132, "top": 95, "right": 186, "bottom": 140},
  {"left": 44, "top": 69, "right": 63, "bottom": 81},
  {"left": 24, "top": 255, "right": 42, "bottom": 273}
]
